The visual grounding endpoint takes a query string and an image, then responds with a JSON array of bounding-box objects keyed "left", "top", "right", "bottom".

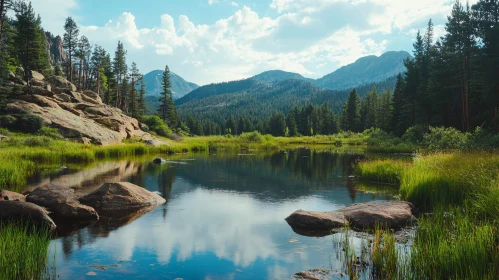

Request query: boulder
[
  {"left": 0, "top": 190, "right": 26, "bottom": 201},
  {"left": 153, "top": 157, "right": 167, "bottom": 164},
  {"left": 285, "top": 210, "right": 346, "bottom": 231},
  {"left": 340, "top": 201, "right": 416, "bottom": 230},
  {"left": 17, "top": 94, "right": 60, "bottom": 108},
  {"left": 31, "top": 70, "right": 45, "bottom": 81},
  {"left": 286, "top": 201, "right": 416, "bottom": 234},
  {"left": 79, "top": 182, "right": 166, "bottom": 213},
  {"left": 26, "top": 184, "right": 99, "bottom": 221},
  {"left": 0, "top": 201, "right": 56, "bottom": 230},
  {"left": 46, "top": 75, "right": 77, "bottom": 91},
  {"left": 82, "top": 90, "right": 103, "bottom": 104}
]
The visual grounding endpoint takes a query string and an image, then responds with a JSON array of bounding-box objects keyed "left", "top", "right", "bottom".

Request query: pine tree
[
  {"left": 76, "top": 35, "right": 90, "bottom": 90},
  {"left": 392, "top": 74, "right": 407, "bottom": 136},
  {"left": 345, "top": 89, "right": 361, "bottom": 132},
  {"left": 137, "top": 75, "right": 147, "bottom": 119},
  {"left": 361, "top": 87, "right": 378, "bottom": 130},
  {"left": 13, "top": 1, "right": 40, "bottom": 84},
  {"left": 63, "top": 17, "right": 79, "bottom": 84},
  {"left": 269, "top": 112, "right": 287, "bottom": 136},
  {"left": 158, "top": 65, "right": 177, "bottom": 128},
  {"left": 129, "top": 62, "right": 141, "bottom": 118},
  {"left": 113, "top": 41, "right": 127, "bottom": 109}
]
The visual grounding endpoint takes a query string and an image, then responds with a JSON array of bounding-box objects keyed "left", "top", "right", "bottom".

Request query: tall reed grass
[{"left": 0, "top": 223, "right": 52, "bottom": 280}]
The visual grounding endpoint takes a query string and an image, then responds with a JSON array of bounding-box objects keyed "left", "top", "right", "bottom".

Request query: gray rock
[
  {"left": 286, "top": 201, "right": 416, "bottom": 234},
  {"left": 79, "top": 182, "right": 166, "bottom": 213},
  {"left": 26, "top": 184, "right": 99, "bottom": 221},
  {"left": 153, "top": 157, "right": 167, "bottom": 164},
  {"left": 0, "top": 201, "right": 56, "bottom": 230}
]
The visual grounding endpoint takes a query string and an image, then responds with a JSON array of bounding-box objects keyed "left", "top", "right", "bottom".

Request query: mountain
[
  {"left": 143, "top": 70, "right": 199, "bottom": 100},
  {"left": 251, "top": 70, "right": 313, "bottom": 83},
  {"left": 177, "top": 76, "right": 398, "bottom": 123},
  {"left": 314, "top": 51, "right": 411, "bottom": 90}
]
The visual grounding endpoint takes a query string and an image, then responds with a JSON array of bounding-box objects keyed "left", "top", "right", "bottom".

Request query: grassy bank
[{"left": 352, "top": 153, "right": 499, "bottom": 279}]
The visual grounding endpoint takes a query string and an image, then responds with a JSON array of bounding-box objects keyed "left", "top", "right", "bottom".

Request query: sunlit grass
[
  {"left": 356, "top": 159, "right": 409, "bottom": 185},
  {"left": 0, "top": 223, "right": 52, "bottom": 280}
]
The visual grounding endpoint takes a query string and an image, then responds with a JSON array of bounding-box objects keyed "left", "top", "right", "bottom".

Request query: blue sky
[{"left": 31, "top": 0, "right": 474, "bottom": 85}]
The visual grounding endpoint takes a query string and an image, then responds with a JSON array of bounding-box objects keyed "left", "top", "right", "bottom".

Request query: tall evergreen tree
[
  {"left": 63, "top": 17, "right": 79, "bottom": 84},
  {"left": 158, "top": 65, "right": 177, "bottom": 128},
  {"left": 113, "top": 41, "right": 127, "bottom": 109},
  {"left": 76, "top": 35, "right": 90, "bottom": 90},
  {"left": 129, "top": 62, "right": 141, "bottom": 118},
  {"left": 344, "top": 89, "right": 361, "bottom": 132},
  {"left": 137, "top": 75, "right": 147, "bottom": 119}
]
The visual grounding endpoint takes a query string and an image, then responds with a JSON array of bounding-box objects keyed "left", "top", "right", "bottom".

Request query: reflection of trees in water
[{"left": 177, "top": 150, "right": 365, "bottom": 201}]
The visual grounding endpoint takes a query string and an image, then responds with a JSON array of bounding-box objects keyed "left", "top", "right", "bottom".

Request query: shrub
[
  {"left": 36, "top": 126, "right": 63, "bottom": 140},
  {"left": 15, "top": 114, "right": 43, "bottom": 133},
  {"left": 239, "top": 131, "right": 265, "bottom": 143},
  {"left": 423, "top": 126, "right": 467, "bottom": 150},
  {"left": 463, "top": 127, "right": 499, "bottom": 150},
  {"left": 142, "top": 116, "right": 172, "bottom": 137},
  {"left": 0, "top": 127, "right": 11, "bottom": 136},
  {"left": 0, "top": 115, "right": 16, "bottom": 128},
  {"left": 402, "top": 125, "right": 428, "bottom": 144},
  {"left": 22, "top": 136, "right": 52, "bottom": 146}
]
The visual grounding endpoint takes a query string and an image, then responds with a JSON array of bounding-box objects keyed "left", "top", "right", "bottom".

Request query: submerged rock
[
  {"left": 153, "top": 157, "right": 167, "bottom": 164},
  {"left": 292, "top": 269, "right": 332, "bottom": 280},
  {"left": 26, "top": 184, "right": 99, "bottom": 221},
  {"left": 79, "top": 182, "right": 166, "bottom": 213},
  {"left": 0, "top": 190, "right": 26, "bottom": 201},
  {"left": 286, "top": 201, "right": 416, "bottom": 234},
  {"left": 0, "top": 201, "right": 56, "bottom": 230}
]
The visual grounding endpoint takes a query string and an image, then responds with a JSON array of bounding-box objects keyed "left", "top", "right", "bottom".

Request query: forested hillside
[{"left": 314, "top": 51, "right": 410, "bottom": 90}]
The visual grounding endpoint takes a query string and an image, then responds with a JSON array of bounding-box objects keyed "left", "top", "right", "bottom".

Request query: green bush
[
  {"left": 463, "top": 127, "right": 499, "bottom": 150},
  {"left": 423, "top": 126, "right": 467, "bottom": 150},
  {"left": 22, "top": 136, "right": 52, "bottom": 146},
  {"left": 402, "top": 125, "right": 428, "bottom": 144},
  {"left": 0, "top": 115, "right": 16, "bottom": 128},
  {"left": 0, "top": 127, "right": 11, "bottom": 136},
  {"left": 239, "top": 131, "right": 265, "bottom": 143},
  {"left": 15, "top": 114, "right": 43, "bottom": 133},
  {"left": 142, "top": 116, "right": 172, "bottom": 137},
  {"left": 36, "top": 126, "right": 63, "bottom": 140}
]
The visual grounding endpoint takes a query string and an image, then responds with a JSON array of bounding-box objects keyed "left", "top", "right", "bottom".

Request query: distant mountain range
[
  {"left": 142, "top": 70, "right": 199, "bottom": 100},
  {"left": 144, "top": 51, "right": 411, "bottom": 115}
]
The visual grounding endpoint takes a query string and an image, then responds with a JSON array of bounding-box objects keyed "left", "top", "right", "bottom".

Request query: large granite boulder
[
  {"left": 79, "top": 182, "right": 166, "bottom": 213},
  {"left": 340, "top": 201, "right": 416, "bottom": 230},
  {"left": 285, "top": 210, "right": 346, "bottom": 231},
  {"left": 26, "top": 184, "right": 99, "bottom": 221},
  {"left": 0, "top": 201, "right": 56, "bottom": 230},
  {"left": 0, "top": 190, "right": 26, "bottom": 201},
  {"left": 286, "top": 201, "right": 416, "bottom": 234},
  {"left": 46, "top": 75, "right": 77, "bottom": 91}
]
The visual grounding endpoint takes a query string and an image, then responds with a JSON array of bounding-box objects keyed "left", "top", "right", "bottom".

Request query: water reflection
[{"left": 31, "top": 150, "right": 394, "bottom": 279}]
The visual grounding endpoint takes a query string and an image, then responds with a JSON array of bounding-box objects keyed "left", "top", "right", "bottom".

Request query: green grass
[
  {"left": 0, "top": 223, "right": 52, "bottom": 280},
  {"left": 356, "top": 159, "right": 409, "bottom": 185}
]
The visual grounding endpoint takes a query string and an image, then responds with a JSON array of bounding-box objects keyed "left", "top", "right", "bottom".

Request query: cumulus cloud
[{"left": 76, "top": 0, "right": 470, "bottom": 85}]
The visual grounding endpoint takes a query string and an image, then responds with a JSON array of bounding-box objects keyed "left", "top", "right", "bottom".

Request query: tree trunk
[
  {"left": 78, "top": 58, "right": 82, "bottom": 90},
  {"left": 131, "top": 78, "right": 135, "bottom": 118}
]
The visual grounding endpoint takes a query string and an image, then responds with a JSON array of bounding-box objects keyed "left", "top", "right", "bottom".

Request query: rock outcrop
[
  {"left": 7, "top": 74, "right": 152, "bottom": 145},
  {"left": 79, "top": 182, "right": 166, "bottom": 213},
  {"left": 26, "top": 184, "right": 99, "bottom": 221},
  {"left": 0, "top": 190, "right": 26, "bottom": 201},
  {"left": 286, "top": 201, "right": 416, "bottom": 234},
  {"left": 0, "top": 201, "right": 56, "bottom": 230}
]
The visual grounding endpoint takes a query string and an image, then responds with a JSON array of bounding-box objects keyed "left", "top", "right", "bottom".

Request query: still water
[{"left": 28, "top": 150, "right": 396, "bottom": 280}]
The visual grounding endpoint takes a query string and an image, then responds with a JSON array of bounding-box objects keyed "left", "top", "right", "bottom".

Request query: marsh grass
[
  {"left": 0, "top": 223, "right": 52, "bottom": 280},
  {"left": 356, "top": 159, "right": 409, "bottom": 185}
]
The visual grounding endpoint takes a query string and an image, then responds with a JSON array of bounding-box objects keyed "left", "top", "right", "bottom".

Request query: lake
[{"left": 27, "top": 149, "right": 396, "bottom": 280}]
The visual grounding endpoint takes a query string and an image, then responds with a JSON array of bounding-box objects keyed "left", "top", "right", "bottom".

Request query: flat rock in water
[
  {"left": 340, "top": 201, "right": 416, "bottom": 230},
  {"left": 0, "top": 201, "right": 56, "bottom": 230},
  {"left": 79, "top": 182, "right": 166, "bottom": 213},
  {"left": 0, "top": 190, "right": 26, "bottom": 201},
  {"left": 26, "top": 184, "right": 99, "bottom": 221},
  {"left": 285, "top": 210, "right": 347, "bottom": 231},
  {"left": 286, "top": 201, "right": 416, "bottom": 234},
  {"left": 153, "top": 157, "right": 167, "bottom": 164}
]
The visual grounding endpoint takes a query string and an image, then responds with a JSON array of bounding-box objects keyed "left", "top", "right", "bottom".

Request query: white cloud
[
  {"left": 75, "top": 0, "right": 469, "bottom": 85},
  {"left": 29, "top": 0, "right": 78, "bottom": 35},
  {"left": 208, "top": 0, "right": 219, "bottom": 5}
]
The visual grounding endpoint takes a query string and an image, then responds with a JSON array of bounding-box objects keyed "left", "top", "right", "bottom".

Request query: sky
[{"left": 29, "top": 0, "right": 476, "bottom": 85}]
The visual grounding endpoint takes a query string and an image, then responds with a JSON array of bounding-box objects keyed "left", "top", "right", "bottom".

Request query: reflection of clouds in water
[{"left": 80, "top": 185, "right": 342, "bottom": 268}]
